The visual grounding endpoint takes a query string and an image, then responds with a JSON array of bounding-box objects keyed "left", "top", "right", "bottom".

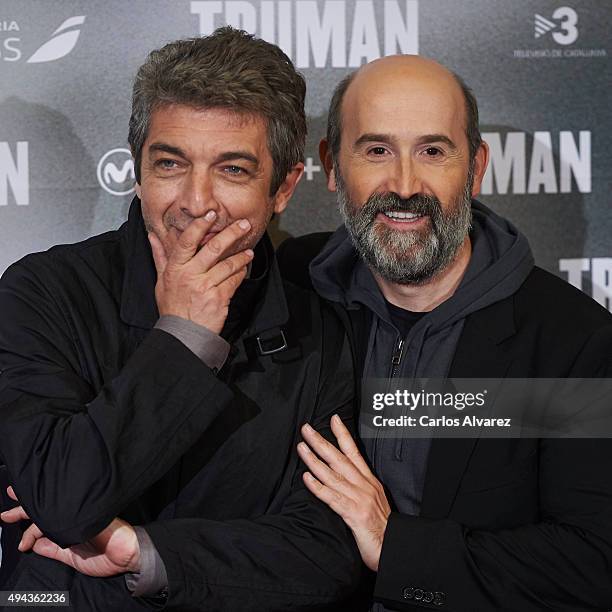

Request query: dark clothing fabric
[
  {"left": 308, "top": 202, "right": 534, "bottom": 516},
  {"left": 155, "top": 314, "right": 230, "bottom": 372},
  {"left": 277, "top": 200, "right": 612, "bottom": 611},
  {"left": 384, "top": 303, "right": 424, "bottom": 339},
  {"left": 0, "top": 198, "right": 361, "bottom": 611}
]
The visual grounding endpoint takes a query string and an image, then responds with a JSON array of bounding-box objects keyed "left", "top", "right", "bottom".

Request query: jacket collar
[
  {"left": 119, "top": 197, "right": 289, "bottom": 335},
  {"left": 119, "top": 197, "right": 159, "bottom": 329},
  {"left": 420, "top": 297, "right": 517, "bottom": 519}
]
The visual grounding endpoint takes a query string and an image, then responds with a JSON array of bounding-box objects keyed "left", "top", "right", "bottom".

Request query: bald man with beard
[{"left": 280, "top": 56, "right": 612, "bottom": 611}]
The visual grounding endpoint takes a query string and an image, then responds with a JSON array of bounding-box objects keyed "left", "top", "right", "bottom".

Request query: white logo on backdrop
[
  {"left": 560, "top": 258, "right": 612, "bottom": 312},
  {"left": 191, "top": 0, "right": 418, "bottom": 68},
  {"left": 481, "top": 131, "right": 591, "bottom": 195},
  {"left": 97, "top": 149, "right": 135, "bottom": 197},
  {"left": 534, "top": 7, "right": 578, "bottom": 45},
  {"left": 515, "top": 6, "right": 606, "bottom": 58},
  {"left": 0, "top": 16, "right": 85, "bottom": 63},
  {"left": 0, "top": 141, "right": 29, "bottom": 206},
  {"left": 27, "top": 16, "right": 86, "bottom": 63}
]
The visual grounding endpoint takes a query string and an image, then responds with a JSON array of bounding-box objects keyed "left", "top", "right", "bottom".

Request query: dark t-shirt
[{"left": 385, "top": 299, "right": 426, "bottom": 338}]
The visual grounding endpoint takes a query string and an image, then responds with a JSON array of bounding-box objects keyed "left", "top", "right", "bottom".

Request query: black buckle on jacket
[{"left": 256, "top": 328, "right": 288, "bottom": 355}]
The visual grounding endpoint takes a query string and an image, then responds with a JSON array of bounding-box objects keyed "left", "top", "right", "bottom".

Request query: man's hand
[
  {"left": 298, "top": 415, "right": 391, "bottom": 572},
  {"left": 149, "top": 211, "right": 255, "bottom": 334},
  {"left": 1, "top": 487, "right": 140, "bottom": 577}
]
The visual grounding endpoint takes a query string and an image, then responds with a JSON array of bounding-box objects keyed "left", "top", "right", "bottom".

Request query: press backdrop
[{"left": 0, "top": 1, "right": 610, "bottom": 302}]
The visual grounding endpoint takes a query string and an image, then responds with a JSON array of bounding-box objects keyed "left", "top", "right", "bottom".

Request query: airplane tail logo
[{"left": 27, "top": 16, "right": 86, "bottom": 63}]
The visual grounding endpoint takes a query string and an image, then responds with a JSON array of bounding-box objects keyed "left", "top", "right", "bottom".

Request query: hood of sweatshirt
[{"left": 310, "top": 199, "right": 534, "bottom": 338}]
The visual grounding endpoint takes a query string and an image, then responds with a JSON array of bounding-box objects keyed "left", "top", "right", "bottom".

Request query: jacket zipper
[
  {"left": 373, "top": 332, "right": 405, "bottom": 476},
  {"left": 389, "top": 336, "right": 404, "bottom": 379}
]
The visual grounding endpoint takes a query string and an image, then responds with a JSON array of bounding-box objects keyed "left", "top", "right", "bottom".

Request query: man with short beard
[{"left": 280, "top": 55, "right": 612, "bottom": 611}]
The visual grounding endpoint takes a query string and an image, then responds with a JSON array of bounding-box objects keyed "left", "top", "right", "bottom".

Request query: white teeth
[{"left": 383, "top": 211, "right": 422, "bottom": 220}]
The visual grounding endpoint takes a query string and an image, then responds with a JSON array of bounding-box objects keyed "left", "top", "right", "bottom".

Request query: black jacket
[
  {"left": 278, "top": 228, "right": 612, "bottom": 612},
  {"left": 0, "top": 200, "right": 361, "bottom": 611}
]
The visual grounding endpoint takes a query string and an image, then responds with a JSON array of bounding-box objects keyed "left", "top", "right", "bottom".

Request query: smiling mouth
[{"left": 379, "top": 211, "right": 426, "bottom": 223}]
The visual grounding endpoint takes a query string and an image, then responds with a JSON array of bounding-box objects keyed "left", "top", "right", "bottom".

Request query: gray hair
[{"left": 128, "top": 27, "right": 306, "bottom": 195}]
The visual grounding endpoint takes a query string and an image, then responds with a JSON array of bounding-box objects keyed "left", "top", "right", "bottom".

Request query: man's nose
[
  {"left": 385, "top": 158, "right": 424, "bottom": 200},
  {"left": 180, "top": 169, "right": 218, "bottom": 218}
]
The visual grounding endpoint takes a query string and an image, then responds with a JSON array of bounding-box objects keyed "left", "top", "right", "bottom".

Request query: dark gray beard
[{"left": 336, "top": 166, "right": 474, "bottom": 285}]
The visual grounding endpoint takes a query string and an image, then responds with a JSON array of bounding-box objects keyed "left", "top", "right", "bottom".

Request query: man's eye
[
  {"left": 225, "top": 165, "right": 246, "bottom": 175},
  {"left": 369, "top": 147, "right": 388, "bottom": 156},
  {"left": 424, "top": 147, "right": 442, "bottom": 156},
  {"left": 156, "top": 159, "right": 178, "bottom": 169}
]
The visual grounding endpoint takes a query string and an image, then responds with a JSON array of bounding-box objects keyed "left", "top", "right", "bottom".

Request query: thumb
[{"left": 148, "top": 232, "right": 168, "bottom": 276}]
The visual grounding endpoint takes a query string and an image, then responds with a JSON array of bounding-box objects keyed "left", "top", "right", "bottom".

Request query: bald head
[{"left": 326, "top": 55, "right": 481, "bottom": 163}]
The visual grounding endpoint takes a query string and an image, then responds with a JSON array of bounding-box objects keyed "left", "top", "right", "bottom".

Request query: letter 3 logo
[
  {"left": 97, "top": 148, "right": 135, "bottom": 196},
  {"left": 534, "top": 7, "right": 578, "bottom": 45}
]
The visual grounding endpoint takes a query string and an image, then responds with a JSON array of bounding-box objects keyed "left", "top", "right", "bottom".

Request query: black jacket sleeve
[
  {"left": 141, "top": 313, "right": 363, "bottom": 611},
  {"left": 374, "top": 331, "right": 612, "bottom": 612},
  {"left": 0, "top": 259, "right": 233, "bottom": 546}
]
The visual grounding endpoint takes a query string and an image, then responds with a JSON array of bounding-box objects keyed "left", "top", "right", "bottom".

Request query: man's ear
[
  {"left": 319, "top": 138, "right": 337, "bottom": 192},
  {"left": 272, "top": 162, "right": 304, "bottom": 214},
  {"left": 470, "top": 140, "right": 489, "bottom": 198}
]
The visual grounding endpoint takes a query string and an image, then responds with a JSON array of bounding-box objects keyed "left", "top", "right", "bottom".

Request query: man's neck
[{"left": 372, "top": 237, "right": 472, "bottom": 313}]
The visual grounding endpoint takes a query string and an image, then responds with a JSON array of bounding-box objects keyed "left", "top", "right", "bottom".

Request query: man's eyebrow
[
  {"left": 353, "top": 133, "right": 459, "bottom": 151},
  {"left": 147, "top": 144, "right": 260, "bottom": 166},
  {"left": 215, "top": 151, "right": 259, "bottom": 166},
  {"left": 354, "top": 133, "right": 397, "bottom": 148},
  {"left": 148, "top": 143, "right": 186, "bottom": 158},
  {"left": 415, "top": 134, "right": 458, "bottom": 150}
]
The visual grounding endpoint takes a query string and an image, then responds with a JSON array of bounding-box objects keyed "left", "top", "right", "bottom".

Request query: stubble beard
[{"left": 335, "top": 164, "right": 474, "bottom": 285}]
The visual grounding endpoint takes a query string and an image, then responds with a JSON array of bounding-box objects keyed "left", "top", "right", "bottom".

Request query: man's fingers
[
  {"left": 0, "top": 505, "right": 29, "bottom": 524},
  {"left": 215, "top": 264, "right": 250, "bottom": 302},
  {"left": 32, "top": 538, "right": 72, "bottom": 567},
  {"left": 297, "top": 442, "right": 356, "bottom": 496},
  {"left": 148, "top": 232, "right": 168, "bottom": 275},
  {"left": 302, "top": 472, "right": 348, "bottom": 518},
  {"left": 192, "top": 219, "right": 251, "bottom": 270},
  {"left": 18, "top": 522, "right": 44, "bottom": 552},
  {"left": 7, "top": 486, "right": 17, "bottom": 502},
  {"left": 170, "top": 212, "right": 218, "bottom": 266},
  {"left": 300, "top": 423, "right": 362, "bottom": 481},
  {"left": 330, "top": 414, "right": 374, "bottom": 478},
  {"left": 201, "top": 249, "right": 254, "bottom": 290}
]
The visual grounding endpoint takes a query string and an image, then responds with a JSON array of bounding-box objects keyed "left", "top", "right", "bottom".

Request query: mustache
[{"left": 363, "top": 192, "right": 442, "bottom": 217}]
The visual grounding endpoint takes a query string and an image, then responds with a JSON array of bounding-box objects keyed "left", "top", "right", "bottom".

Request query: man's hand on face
[
  {"left": 148, "top": 210, "right": 255, "bottom": 335},
  {"left": 297, "top": 416, "right": 391, "bottom": 572},
  {"left": 0, "top": 487, "right": 140, "bottom": 577}
]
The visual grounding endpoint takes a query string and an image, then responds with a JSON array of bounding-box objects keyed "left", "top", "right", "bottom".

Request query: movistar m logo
[{"left": 97, "top": 148, "right": 135, "bottom": 197}]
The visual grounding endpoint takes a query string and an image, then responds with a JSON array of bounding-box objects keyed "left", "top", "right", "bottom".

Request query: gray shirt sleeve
[
  {"left": 155, "top": 314, "right": 230, "bottom": 372},
  {"left": 124, "top": 526, "right": 168, "bottom": 598}
]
